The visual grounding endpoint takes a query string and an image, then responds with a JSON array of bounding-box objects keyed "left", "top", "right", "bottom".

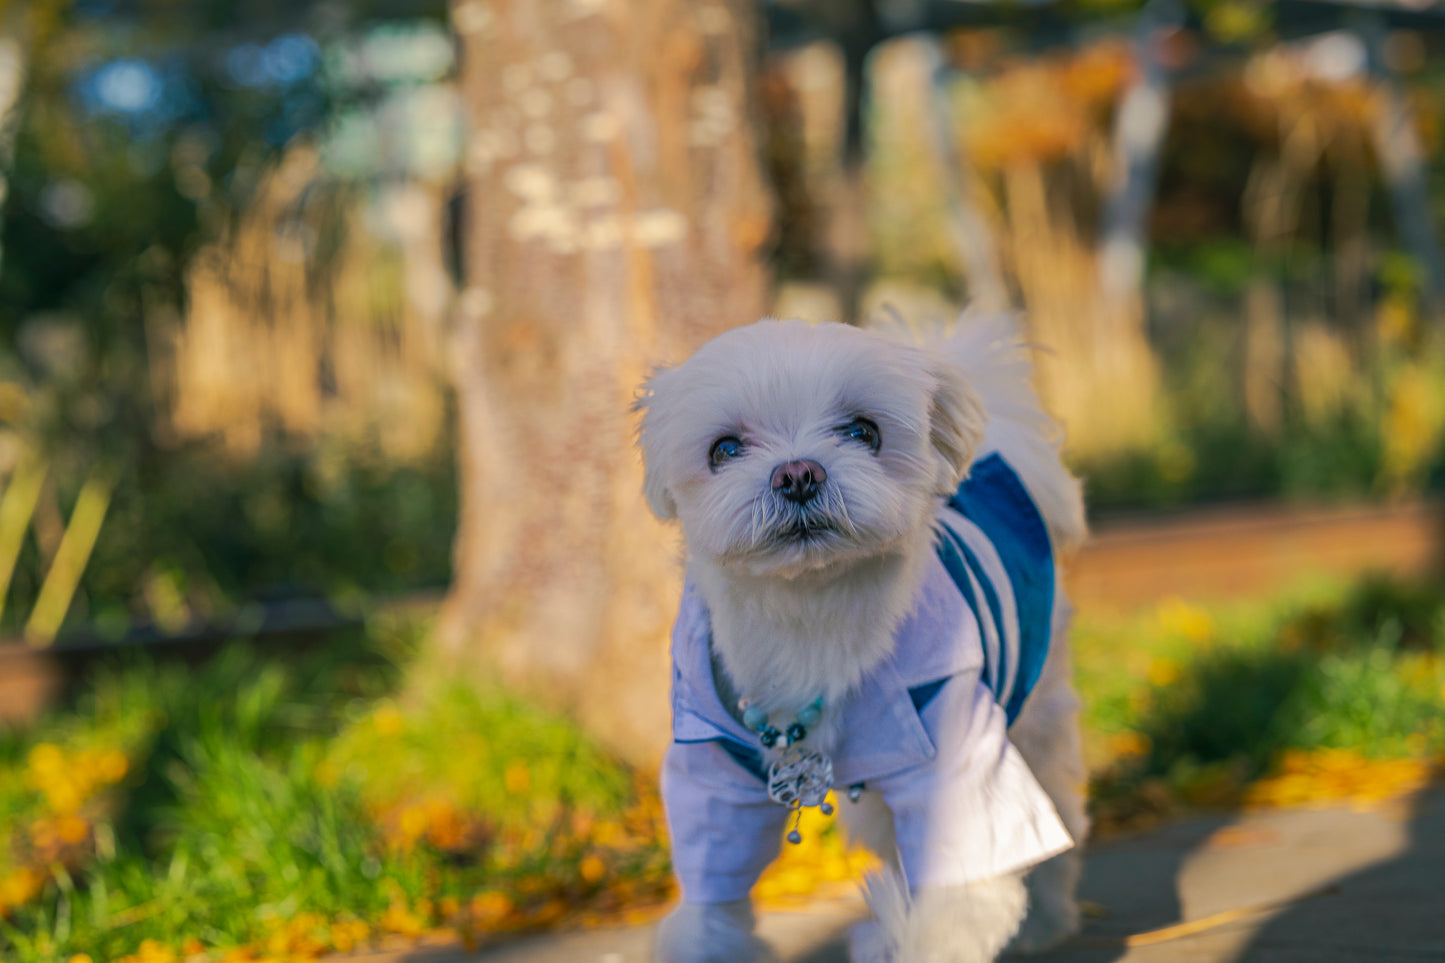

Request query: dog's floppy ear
[
  {"left": 633, "top": 367, "right": 678, "bottom": 520},
  {"left": 928, "top": 361, "right": 987, "bottom": 494}
]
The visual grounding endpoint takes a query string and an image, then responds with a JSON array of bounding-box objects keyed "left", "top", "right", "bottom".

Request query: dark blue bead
[
  {"left": 786, "top": 722, "right": 806, "bottom": 743},
  {"left": 759, "top": 727, "right": 779, "bottom": 748}
]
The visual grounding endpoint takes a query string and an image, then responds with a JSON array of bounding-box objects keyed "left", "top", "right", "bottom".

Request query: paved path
[{"left": 352, "top": 786, "right": 1445, "bottom": 963}]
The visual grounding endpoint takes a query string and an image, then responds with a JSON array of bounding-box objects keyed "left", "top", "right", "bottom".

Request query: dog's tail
[{"left": 934, "top": 310, "right": 1088, "bottom": 554}]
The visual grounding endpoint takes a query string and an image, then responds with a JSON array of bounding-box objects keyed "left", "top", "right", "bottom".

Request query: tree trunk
[
  {"left": 438, "top": 0, "right": 772, "bottom": 764},
  {"left": 0, "top": 24, "right": 29, "bottom": 273}
]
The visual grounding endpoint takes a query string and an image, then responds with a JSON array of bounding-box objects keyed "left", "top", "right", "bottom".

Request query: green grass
[
  {"left": 0, "top": 617, "right": 669, "bottom": 963},
  {"left": 1078, "top": 574, "right": 1445, "bottom": 831}
]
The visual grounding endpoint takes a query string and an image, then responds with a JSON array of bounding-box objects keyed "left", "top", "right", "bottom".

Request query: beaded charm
[
  {"left": 766, "top": 747, "right": 833, "bottom": 809},
  {"left": 738, "top": 695, "right": 834, "bottom": 843}
]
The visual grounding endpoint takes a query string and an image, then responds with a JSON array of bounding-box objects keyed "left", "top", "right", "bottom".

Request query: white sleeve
[
  {"left": 661, "top": 739, "right": 790, "bottom": 903},
  {"left": 869, "top": 676, "right": 1074, "bottom": 891}
]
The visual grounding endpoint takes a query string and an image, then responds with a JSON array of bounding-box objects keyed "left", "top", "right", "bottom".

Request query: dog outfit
[{"left": 662, "top": 453, "right": 1074, "bottom": 903}]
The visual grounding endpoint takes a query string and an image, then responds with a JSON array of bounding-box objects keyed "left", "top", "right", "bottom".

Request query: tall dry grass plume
[
  {"left": 156, "top": 145, "right": 453, "bottom": 463},
  {"left": 962, "top": 41, "right": 1160, "bottom": 459},
  {"left": 869, "top": 38, "right": 1160, "bottom": 460}
]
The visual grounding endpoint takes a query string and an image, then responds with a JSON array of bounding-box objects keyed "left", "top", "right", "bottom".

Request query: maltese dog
[{"left": 636, "top": 312, "right": 1089, "bottom": 963}]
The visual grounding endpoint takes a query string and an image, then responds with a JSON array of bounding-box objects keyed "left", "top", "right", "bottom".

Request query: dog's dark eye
[
  {"left": 709, "top": 436, "right": 745, "bottom": 470},
  {"left": 838, "top": 417, "right": 881, "bottom": 453}
]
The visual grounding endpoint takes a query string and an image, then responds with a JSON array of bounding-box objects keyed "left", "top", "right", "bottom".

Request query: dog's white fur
[{"left": 639, "top": 312, "right": 1087, "bottom": 962}]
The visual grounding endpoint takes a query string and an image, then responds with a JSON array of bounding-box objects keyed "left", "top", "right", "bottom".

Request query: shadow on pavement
[
  {"left": 1011, "top": 815, "right": 1218, "bottom": 963},
  {"left": 1231, "top": 785, "right": 1445, "bottom": 963},
  {"left": 1021, "top": 784, "right": 1444, "bottom": 963}
]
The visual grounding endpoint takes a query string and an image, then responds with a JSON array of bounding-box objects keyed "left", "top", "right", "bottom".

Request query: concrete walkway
[{"left": 353, "top": 786, "right": 1445, "bottom": 963}]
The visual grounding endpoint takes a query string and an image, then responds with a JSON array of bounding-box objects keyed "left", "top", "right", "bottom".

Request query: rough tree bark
[{"left": 438, "top": 0, "right": 772, "bottom": 764}]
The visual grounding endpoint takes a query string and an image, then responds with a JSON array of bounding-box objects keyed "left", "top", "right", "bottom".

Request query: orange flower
[
  {"left": 579, "top": 854, "right": 607, "bottom": 884},
  {"left": 470, "top": 891, "right": 514, "bottom": 926}
]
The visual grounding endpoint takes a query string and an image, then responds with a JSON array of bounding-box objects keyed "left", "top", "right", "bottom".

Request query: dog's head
[{"left": 636, "top": 319, "right": 986, "bottom": 577}]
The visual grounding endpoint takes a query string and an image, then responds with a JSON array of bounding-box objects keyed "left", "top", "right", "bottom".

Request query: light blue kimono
[{"left": 662, "top": 454, "right": 1075, "bottom": 903}]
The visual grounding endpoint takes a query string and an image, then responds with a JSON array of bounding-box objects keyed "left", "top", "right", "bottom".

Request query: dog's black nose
[{"left": 771, "top": 459, "right": 826, "bottom": 504}]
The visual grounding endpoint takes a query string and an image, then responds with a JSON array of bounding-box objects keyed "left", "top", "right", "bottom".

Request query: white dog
[{"left": 636, "top": 313, "right": 1089, "bottom": 963}]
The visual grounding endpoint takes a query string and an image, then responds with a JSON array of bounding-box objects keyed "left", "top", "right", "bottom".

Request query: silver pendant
[{"left": 767, "top": 746, "right": 834, "bottom": 810}]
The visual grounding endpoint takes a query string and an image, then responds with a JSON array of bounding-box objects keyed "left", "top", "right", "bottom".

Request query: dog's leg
[
  {"left": 1005, "top": 598, "right": 1089, "bottom": 953},
  {"left": 837, "top": 787, "right": 900, "bottom": 870},
  {"left": 839, "top": 791, "right": 901, "bottom": 963},
  {"left": 655, "top": 899, "right": 777, "bottom": 963},
  {"left": 851, "top": 868, "right": 1028, "bottom": 963},
  {"left": 1014, "top": 848, "right": 1082, "bottom": 954}
]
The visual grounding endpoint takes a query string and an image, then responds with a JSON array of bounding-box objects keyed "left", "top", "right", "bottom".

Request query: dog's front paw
[
  {"left": 859, "top": 870, "right": 1028, "bottom": 963},
  {"left": 654, "top": 899, "right": 777, "bottom": 963},
  {"left": 1007, "top": 911, "right": 1078, "bottom": 956},
  {"left": 1007, "top": 894, "right": 1080, "bottom": 954},
  {"left": 1008, "top": 850, "right": 1082, "bottom": 954}
]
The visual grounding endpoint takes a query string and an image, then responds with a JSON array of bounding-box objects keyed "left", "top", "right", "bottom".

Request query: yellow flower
[
  {"left": 1244, "top": 749, "right": 1433, "bottom": 809},
  {"left": 43, "top": 780, "right": 84, "bottom": 816},
  {"left": 381, "top": 900, "right": 425, "bottom": 938},
  {"left": 133, "top": 939, "right": 179, "bottom": 963},
  {"left": 329, "top": 918, "right": 370, "bottom": 953},
  {"left": 590, "top": 819, "right": 626, "bottom": 846},
  {"left": 1109, "top": 731, "right": 1152, "bottom": 759},
  {"left": 503, "top": 761, "right": 531, "bottom": 794},
  {"left": 0, "top": 867, "right": 43, "bottom": 911},
  {"left": 371, "top": 705, "right": 406, "bottom": 736},
  {"left": 397, "top": 805, "right": 429, "bottom": 845},
  {"left": 98, "top": 749, "right": 130, "bottom": 784},
  {"left": 27, "top": 743, "right": 66, "bottom": 778},
  {"left": 1156, "top": 597, "right": 1214, "bottom": 643},
  {"left": 1147, "top": 658, "right": 1181, "bottom": 688}
]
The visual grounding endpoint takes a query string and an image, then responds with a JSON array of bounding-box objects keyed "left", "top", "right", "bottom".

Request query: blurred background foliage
[
  {"left": 2, "top": 0, "right": 1445, "bottom": 636},
  {"left": 0, "top": 0, "right": 458, "bottom": 637},
  {"left": 838, "top": 23, "right": 1445, "bottom": 509}
]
